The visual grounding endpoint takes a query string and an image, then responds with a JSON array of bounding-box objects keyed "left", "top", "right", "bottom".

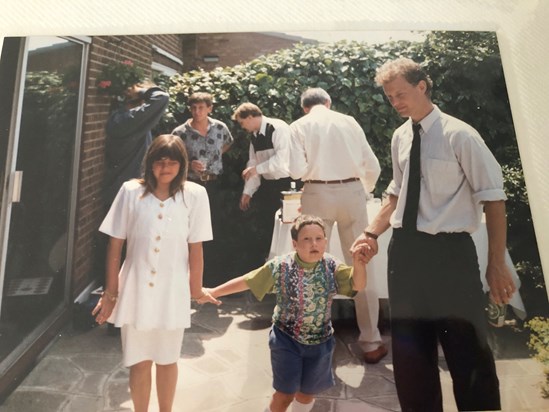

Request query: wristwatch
[{"left": 364, "top": 230, "right": 378, "bottom": 240}]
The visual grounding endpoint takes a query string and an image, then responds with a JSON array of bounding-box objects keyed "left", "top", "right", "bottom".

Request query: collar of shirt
[
  {"left": 309, "top": 104, "right": 329, "bottom": 115},
  {"left": 293, "top": 252, "right": 322, "bottom": 270},
  {"left": 185, "top": 117, "right": 213, "bottom": 135},
  {"left": 256, "top": 116, "right": 268, "bottom": 137},
  {"left": 411, "top": 105, "right": 440, "bottom": 134},
  {"left": 390, "top": 104, "right": 504, "bottom": 234}
]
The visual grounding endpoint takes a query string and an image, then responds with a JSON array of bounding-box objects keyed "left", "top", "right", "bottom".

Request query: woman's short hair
[
  {"left": 141, "top": 134, "right": 189, "bottom": 197},
  {"left": 290, "top": 215, "right": 326, "bottom": 241}
]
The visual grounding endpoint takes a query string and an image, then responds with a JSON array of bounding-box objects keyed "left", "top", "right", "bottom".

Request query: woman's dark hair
[{"left": 140, "top": 134, "right": 189, "bottom": 197}]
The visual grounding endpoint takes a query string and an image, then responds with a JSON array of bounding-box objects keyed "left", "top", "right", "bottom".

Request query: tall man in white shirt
[
  {"left": 289, "top": 88, "right": 385, "bottom": 364},
  {"left": 233, "top": 103, "right": 294, "bottom": 262},
  {"left": 353, "top": 57, "right": 516, "bottom": 411}
]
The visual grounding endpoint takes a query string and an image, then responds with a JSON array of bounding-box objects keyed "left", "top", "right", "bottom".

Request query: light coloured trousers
[{"left": 301, "top": 181, "right": 381, "bottom": 348}]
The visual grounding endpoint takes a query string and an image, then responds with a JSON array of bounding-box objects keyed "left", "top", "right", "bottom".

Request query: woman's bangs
[{"left": 154, "top": 143, "right": 183, "bottom": 163}]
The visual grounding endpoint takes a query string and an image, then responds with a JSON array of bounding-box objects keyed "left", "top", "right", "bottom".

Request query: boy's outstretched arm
[
  {"left": 209, "top": 275, "right": 250, "bottom": 299},
  {"left": 350, "top": 244, "right": 368, "bottom": 291},
  {"left": 189, "top": 242, "right": 221, "bottom": 305}
]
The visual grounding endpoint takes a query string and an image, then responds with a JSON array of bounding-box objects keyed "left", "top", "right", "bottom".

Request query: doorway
[{"left": 0, "top": 36, "right": 87, "bottom": 375}]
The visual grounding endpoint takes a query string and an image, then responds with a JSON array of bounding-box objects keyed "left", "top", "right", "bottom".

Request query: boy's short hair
[
  {"left": 290, "top": 215, "right": 326, "bottom": 241},
  {"left": 188, "top": 92, "right": 213, "bottom": 107},
  {"left": 232, "top": 102, "right": 262, "bottom": 120}
]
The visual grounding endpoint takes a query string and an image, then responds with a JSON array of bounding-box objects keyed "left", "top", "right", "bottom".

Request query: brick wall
[
  {"left": 71, "top": 34, "right": 183, "bottom": 297},
  {"left": 181, "top": 32, "right": 316, "bottom": 71},
  {"left": 71, "top": 32, "right": 311, "bottom": 297}
]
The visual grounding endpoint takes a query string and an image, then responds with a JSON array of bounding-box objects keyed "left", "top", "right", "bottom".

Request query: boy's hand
[
  {"left": 351, "top": 244, "right": 372, "bottom": 265},
  {"left": 351, "top": 232, "right": 378, "bottom": 256},
  {"left": 191, "top": 160, "right": 207, "bottom": 173},
  {"left": 194, "top": 288, "right": 221, "bottom": 305}
]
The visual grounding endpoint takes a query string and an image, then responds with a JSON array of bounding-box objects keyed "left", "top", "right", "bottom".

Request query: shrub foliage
[
  {"left": 526, "top": 316, "right": 549, "bottom": 397},
  {"left": 159, "top": 31, "right": 542, "bottom": 298}
]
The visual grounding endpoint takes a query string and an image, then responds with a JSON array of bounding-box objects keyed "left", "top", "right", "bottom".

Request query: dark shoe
[{"left": 363, "top": 344, "right": 388, "bottom": 364}]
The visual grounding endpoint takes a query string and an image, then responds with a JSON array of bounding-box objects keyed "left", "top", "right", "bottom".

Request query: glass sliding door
[{"left": 0, "top": 36, "right": 86, "bottom": 369}]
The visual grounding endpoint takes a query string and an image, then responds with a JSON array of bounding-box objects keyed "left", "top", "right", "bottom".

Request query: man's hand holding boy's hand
[
  {"left": 351, "top": 244, "right": 371, "bottom": 265},
  {"left": 351, "top": 232, "right": 378, "bottom": 258}
]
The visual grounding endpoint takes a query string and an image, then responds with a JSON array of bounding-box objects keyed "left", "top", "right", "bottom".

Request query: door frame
[
  {"left": 0, "top": 37, "right": 29, "bottom": 305},
  {"left": 0, "top": 35, "right": 90, "bottom": 399}
]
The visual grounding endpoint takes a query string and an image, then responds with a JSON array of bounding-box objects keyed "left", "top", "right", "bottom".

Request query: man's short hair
[
  {"left": 290, "top": 215, "right": 326, "bottom": 241},
  {"left": 375, "top": 57, "right": 433, "bottom": 97},
  {"left": 188, "top": 92, "right": 213, "bottom": 107},
  {"left": 300, "top": 88, "right": 331, "bottom": 109},
  {"left": 232, "top": 102, "right": 262, "bottom": 120}
]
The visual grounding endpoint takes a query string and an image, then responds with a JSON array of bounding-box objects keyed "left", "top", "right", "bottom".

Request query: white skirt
[{"left": 121, "top": 324, "right": 185, "bottom": 367}]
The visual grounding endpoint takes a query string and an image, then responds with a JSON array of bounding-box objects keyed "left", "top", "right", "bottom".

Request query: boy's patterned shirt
[
  {"left": 245, "top": 253, "right": 355, "bottom": 345},
  {"left": 171, "top": 117, "right": 233, "bottom": 180}
]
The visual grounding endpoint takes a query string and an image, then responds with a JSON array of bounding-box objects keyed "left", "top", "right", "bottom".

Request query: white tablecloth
[
  {"left": 268, "top": 199, "right": 389, "bottom": 298},
  {"left": 268, "top": 199, "right": 526, "bottom": 319}
]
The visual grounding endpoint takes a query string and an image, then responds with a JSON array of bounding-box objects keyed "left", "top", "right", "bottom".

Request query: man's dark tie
[{"left": 402, "top": 123, "right": 422, "bottom": 231}]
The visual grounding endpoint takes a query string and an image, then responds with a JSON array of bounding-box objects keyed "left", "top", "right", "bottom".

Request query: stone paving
[{"left": 0, "top": 293, "right": 548, "bottom": 412}]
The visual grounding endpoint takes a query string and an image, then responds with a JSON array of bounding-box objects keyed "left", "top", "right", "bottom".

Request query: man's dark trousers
[{"left": 387, "top": 228, "right": 500, "bottom": 412}]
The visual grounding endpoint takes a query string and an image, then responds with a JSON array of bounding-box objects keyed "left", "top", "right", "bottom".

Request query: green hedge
[{"left": 155, "top": 31, "right": 543, "bottom": 304}]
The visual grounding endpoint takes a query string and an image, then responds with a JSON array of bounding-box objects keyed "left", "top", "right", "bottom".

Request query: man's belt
[{"left": 304, "top": 177, "right": 360, "bottom": 184}]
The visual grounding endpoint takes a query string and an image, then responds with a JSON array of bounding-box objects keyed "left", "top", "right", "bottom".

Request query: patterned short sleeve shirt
[
  {"left": 245, "top": 253, "right": 356, "bottom": 345},
  {"left": 172, "top": 117, "right": 233, "bottom": 180}
]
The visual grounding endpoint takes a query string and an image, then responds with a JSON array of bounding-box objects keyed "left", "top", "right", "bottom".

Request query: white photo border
[{"left": 1, "top": 0, "right": 548, "bottom": 294}]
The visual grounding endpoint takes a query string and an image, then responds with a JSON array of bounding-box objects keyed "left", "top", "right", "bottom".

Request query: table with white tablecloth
[{"left": 268, "top": 199, "right": 526, "bottom": 319}]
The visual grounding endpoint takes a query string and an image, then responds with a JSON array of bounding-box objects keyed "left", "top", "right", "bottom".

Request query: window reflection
[{"left": 0, "top": 36, "right": 83, "bottom": 365}]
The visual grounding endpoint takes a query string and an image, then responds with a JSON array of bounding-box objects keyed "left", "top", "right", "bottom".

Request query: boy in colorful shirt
[{"left": 209, "top": 215, "right": 368, "bottom": 412}]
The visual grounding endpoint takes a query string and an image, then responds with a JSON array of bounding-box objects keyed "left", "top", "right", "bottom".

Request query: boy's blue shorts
[{"left": 268, "top": 325, "right": 336, "bottom": 395}]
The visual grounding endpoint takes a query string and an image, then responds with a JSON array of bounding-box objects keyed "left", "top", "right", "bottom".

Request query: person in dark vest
[{"left": 232, "top": 103, "right": 297, "bottom": 263}]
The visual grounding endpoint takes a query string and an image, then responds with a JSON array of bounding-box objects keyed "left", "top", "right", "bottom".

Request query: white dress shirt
[
  {"left": 386, "top": 106, "right": 507, "bottom": 234},
  {"left": 289, "top": 105, "right": 380, "bottom": 192},
  {"left": 243, "top": 116, "right": 291, "bottom": 197}
]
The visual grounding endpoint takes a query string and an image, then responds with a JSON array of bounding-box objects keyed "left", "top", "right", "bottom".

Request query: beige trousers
[{"left": 301, "top": 181, "right": 382, "bottom": 350}]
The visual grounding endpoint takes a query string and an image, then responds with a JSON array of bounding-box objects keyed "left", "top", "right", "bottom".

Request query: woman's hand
[
  {"left": 92, "top": 294, "right": 117, "bottom": 325},
  {"left": 193, "top": 288, "right": 221, "bottom": 306}
]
